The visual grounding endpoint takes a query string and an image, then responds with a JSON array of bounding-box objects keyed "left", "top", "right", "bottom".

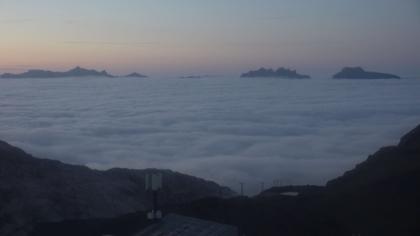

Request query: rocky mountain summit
[
  {"left": 1, "top": 66, "right": 114, "bottom": 78},
  {"left": 241, "top": 67, "right": 310, "bottom": 79},
  {"left": 124, "top": 73, "right": 148, "bottom": 78},
  {"left": 333, "top": 67, "right": 400, "bottom": 79}
]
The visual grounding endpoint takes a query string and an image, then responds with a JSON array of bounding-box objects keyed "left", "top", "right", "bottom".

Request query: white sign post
[{"left": 145, "top": 173, "right": 163, "bottom": 220}]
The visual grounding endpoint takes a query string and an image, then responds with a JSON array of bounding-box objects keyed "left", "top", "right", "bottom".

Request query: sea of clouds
[{"left": 1, "top": 76, "right": 420, "bottom": 194}]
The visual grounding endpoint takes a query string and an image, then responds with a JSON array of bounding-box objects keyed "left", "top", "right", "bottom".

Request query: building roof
[{"left": 135, "top": 214, "right": 238, "bottom": 236}]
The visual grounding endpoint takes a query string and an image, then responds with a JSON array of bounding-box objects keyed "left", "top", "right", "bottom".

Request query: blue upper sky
[{"left": 0, "top": 0, "right": 419, "bottom": 76}]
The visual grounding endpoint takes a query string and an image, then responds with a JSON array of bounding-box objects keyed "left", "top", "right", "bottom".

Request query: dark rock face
[
  {"left": 333, "top": 67, "right": 400, "bottom": 79},
  {"left": 124, "top": 73, "right": 148, "bottom": 78},
  {"left": 241, "top": 67, "right": 310, "bottom": 79},
  {"left": 399, "top": 124, "right": 420, "bottom": 150},
  {"left": 326, "top": 124, "right": 420, "bottom": 190},
  {"left": 0, "top": 140, "right": 234, "bottom": 235},
  {"left": 65, "top": 66, "right": 113, "bottom": 78},
  {"left": 1, "top": 66, "right": 114, "bottom": 78},
  {"left": 2, "top": 70, "right": 58, "bottom": 79}
]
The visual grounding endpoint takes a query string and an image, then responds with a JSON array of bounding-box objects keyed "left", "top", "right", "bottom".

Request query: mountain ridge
[
  {"left": 0, "top": 67, "right": 149, "bottom": 79},
  {"left": 333, "top": 67, "right": 400, "bottom": 79},
  {"left": 0, "top": 140, "right": 234, "bottom": 235},
  {"left": 241, "top": 67, "right": 310, "bottom": 79},
  {"left": 124, "top": 72, "right": 148, "bottom": 78},
  {"left": 1, "top": 66, "right": 114, "bottom": 78}
]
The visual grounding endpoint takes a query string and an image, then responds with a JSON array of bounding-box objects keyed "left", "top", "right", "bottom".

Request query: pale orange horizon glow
[{"left": 1, "top": 0, "right": 419, "bottom": 77}]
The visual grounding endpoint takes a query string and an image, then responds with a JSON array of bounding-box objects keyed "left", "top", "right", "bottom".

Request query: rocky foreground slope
[{"left": 0, "top": 140, "right": 233, "bottom": 236}]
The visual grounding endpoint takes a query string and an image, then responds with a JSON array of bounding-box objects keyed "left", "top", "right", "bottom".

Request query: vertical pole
[
  {"left": 238, "top": 183, "right": 244, "bottom": 236},
  {"left": 146, "top": 173, "right": 162, "bottom": 220},
  {"left": 153, "top": 190, "right": 158, "bottom": 216}
]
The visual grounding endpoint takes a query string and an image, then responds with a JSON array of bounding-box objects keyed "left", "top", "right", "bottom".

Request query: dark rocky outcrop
[
  {"left": 241, "top": 67, "right": 310, "bottom": 79},
  {"left": 398, "top": 124, "right": 420, "bottom": 150},
  {"left": 333, "top": 67, "right": 400, "bottom": 79},
  {"left": 124, "top": 73, "right": 148, "bottom": 78},
  {"left": 1, "top": 66, "right": 114, "bottom": 78},
  {"left": 0, "top": 140, "right": 234, "bottom": 236},
  {"left": 326, "top": 124, "right": 420, "bottom": 190}
]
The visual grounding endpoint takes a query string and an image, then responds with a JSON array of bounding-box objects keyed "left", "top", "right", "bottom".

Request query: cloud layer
[{"left": 1, "top": 77, "right": 420, "bottom": 194}]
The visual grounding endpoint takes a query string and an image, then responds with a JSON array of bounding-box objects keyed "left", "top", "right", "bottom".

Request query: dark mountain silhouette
[
  {"left": 32, "top": 124, "right": 420, "bottom": 235},
  {"left": 333, "top": 67, "right": 400, "bottom": 79},
  {"left": 124, "top": 73, "right": 148, "bottom": 78},
  {"left": 1, "top": 66, "right": 114, "bottom": 78},
  {"left": 326, "top": 124, "right": 420, "bottom": 190},
  {"left": 241, "top": 67, "right": 310, "bottom": 79},
  {"left": 0, "top": 140, "right": 234, "bottom": 235}
]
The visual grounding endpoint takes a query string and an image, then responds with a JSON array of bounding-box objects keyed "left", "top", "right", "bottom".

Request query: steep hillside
[
  {"left": 0, "top": 140, "right": 234, "bottom": 236},
  {"left": 327, "top": 124, "right": 420, "bottom": 190}
]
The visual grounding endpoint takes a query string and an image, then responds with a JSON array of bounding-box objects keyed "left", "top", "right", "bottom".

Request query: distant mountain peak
[
  {"left": 1, "top": 66, "right": 115, "bottom": 78},
  {"left": 241, "top": 67, "right": 310, "bottom": 79},
  {"left": 124, "top": 72, "right": 148, "bottom": 78},
  {"left": 333, "top": 67, "right": 400, "bottom": 79}
]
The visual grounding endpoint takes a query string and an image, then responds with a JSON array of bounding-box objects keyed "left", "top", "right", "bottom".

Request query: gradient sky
[{"left": 0, "top": 0, "right": 419, "bottom": 76}]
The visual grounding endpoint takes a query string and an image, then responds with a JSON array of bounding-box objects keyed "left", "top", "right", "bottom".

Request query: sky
[{"left": 0, "top": 0, "right": 419, "bottom": 77}]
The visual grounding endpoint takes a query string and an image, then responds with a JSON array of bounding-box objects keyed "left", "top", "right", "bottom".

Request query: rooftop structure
[{"left": 135, "top": 214, "right": 238, "bottom": 236}]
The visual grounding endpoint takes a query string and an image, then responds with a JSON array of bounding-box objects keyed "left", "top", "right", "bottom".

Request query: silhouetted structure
[
  {"left": 135, "top": 214, "right": 238, "bottom": 236},
  {"left": 145, "top": 173, "right": 163, "bottom": 220}
]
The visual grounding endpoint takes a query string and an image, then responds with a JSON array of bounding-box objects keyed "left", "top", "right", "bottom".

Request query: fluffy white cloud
[{"left": 1, "top": 77, "right": 420, "bottom": 194}]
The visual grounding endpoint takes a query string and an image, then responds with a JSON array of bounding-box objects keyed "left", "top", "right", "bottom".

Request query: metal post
[
  {"left": 146, "top": 172, "right": 163, "bottom": 220},
  {"left": 153, "top": 190, "right": 158, "bottom": 215}
]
